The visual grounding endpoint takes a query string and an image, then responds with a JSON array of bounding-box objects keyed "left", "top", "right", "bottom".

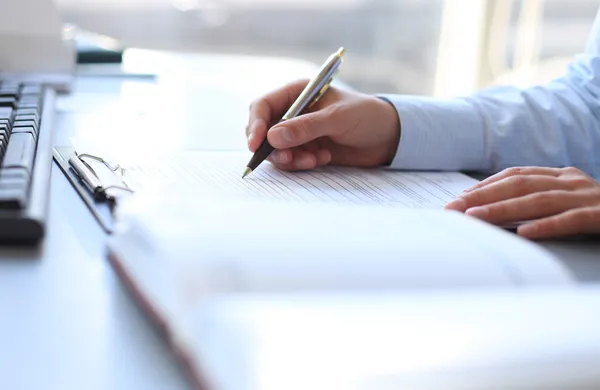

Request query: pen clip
[
  {"left": 69, "top": 154, "right": 106, "bottom": 200},
  {"left": 308, "top": 77, "right": 334, "bottom": 109},
  {"left": 69, "top": 151, "right": 134, "bottom": 202},
  {"left": 307, "top": 63, "right": 340, "bottom": 109}
]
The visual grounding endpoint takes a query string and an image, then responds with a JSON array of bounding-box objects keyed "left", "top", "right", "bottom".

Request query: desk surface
[{"left": 1, "top": 49, "right": 599, "bottom": 390}]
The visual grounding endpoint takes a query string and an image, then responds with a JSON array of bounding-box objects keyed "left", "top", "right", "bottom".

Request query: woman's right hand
[{"left": 246, "top": 79, "right": 402, "bottom": 171}]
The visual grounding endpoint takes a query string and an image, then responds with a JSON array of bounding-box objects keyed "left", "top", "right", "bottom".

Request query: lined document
[{"left": 120, "top": 151, "right": 478, "bottom": 208}]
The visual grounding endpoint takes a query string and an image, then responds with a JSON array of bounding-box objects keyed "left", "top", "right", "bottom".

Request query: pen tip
[{"left": 242, "top": 167, "right": 252, "bottom": 179}]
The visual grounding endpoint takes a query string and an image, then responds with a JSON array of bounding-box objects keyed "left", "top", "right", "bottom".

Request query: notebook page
[
  {"left": 175, "top": 203, "right": 574, "bottom": 293},
  {"left": 111, "top": 198, "right": 573, "bottom": 301},
  {"left": 119, "top": 151, "right": 478, "bottom": 208}
]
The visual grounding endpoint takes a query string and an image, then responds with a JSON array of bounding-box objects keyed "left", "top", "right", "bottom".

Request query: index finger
[
  {"left": 247, "top": 80, "right": 309, "bottom": 150},
  {"left": 446, "top": 174, "right": 568, "bottom": 212},
  {"left": 464, "top": 166, "right": 562, "bottom": 193}
]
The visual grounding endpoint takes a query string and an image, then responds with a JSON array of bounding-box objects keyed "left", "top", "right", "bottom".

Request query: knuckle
[
  {"left": 576, "top": 207, "right": 599, "bottom": 226},
  {"left": 487, "top": 202, "right": 506, "bottom": 217},
  {"left": 562, "top": 209, "right": 586, "bottom": 229},
  {"left": 540, "top": 216, "right": 561, "bottom": 233},
  {"left": 327, "top": 102, "right": 347, "bottom": 119},
  {"left": 469, "top": 191, "right": 484, "bottom": 205},
  {"left": 506, "top": 167, "right": 524, "bottom": 176},
  {"left": 531, "top": 191, "right": 560, "bottom": 209},
  {"left": 563, "top": 176, "right": 592, "bottom": 189},
  {"left": 590, "top": 207, "right": 600, "bottom": 221},
  {"left": 296, "top": 116, "right": 315, "bottom": 143},
  {"left": 561, "top": 166, "right": 581, "bottom": 175},
  {"left": 464, "top": 189, "right": 486, "bottom": 207},
  {"left": 270, "top": 161, "right": 290, "bottom": 171},
  {"left": 508, "top": 175, "right": 529, "bottom": 191}
]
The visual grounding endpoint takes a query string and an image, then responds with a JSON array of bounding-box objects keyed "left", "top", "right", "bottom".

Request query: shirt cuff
[{"left": 377, "top": 94, "right": 487, "bottom": 171}]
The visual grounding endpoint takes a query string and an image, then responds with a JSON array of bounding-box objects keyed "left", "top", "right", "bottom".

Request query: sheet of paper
[{"left": 120, "top": 151, "right": 479, "bottom": 208}]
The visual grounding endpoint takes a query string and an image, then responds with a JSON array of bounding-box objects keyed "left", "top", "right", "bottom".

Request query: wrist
[{"left": 376, "top": 96, "right": 402, "bottom": 165}]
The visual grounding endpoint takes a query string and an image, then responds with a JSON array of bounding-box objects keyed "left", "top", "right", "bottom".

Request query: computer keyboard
[{"left": 0, "top": 80, "right": 55, "bottom": 244}]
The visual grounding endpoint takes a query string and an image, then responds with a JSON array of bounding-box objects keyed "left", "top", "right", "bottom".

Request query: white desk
[{"left": 0, "top": 49, "right": 599, "bottom": 390}]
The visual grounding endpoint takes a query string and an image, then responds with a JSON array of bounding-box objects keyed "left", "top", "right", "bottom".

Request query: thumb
[{"left": 267, "top": 108, "right": 345, "bottom": 149}]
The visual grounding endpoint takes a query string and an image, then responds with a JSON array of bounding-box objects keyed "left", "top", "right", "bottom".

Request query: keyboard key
[
  {"left": 0, "top": 107, "right": 14, "bottom": 120},
  {"left": 21, "top": 84, "right": 42, "bottom": 95},
  {"left": 0, "top": 83, "right": 19, "bottom": 88},
  {"left": 15, "top": 108, "right": 38, "bottom": 120},
  {"left": 17, "top": 103, "right": 40, "bottom": 110},
  {"left": 15, "top": 114, "right": 37, "bottom": 123},
  {"left": 1, "top": 82, "right": 20, "bottom": 89},
  {"left": 18, "top": 102, "right": 41, "bottom": 110},
  {"left": 13, "top": 120, "right": 38, "bottom": 135},
  {"left": 0, "top": 187, "right": 28, "bottom": 209},
  {"left": 0, "top": 133, "right": 9, "bottom": 156},
  {"left": 12, "top": 126, "right": 36, "bottom": 142},
  {"left": 2, "top": 133, "right": 36, "bottom": 174},
  {"left": 0, "top": 139, "right": 8, "bottom": 157},
  {"left": 18, "top": 101, "right": 39, "bottom": 108},
  {"left": 19, "top": 98, "right": 40, "bottom": 107},
  {"left": 0, "top": 124, "right": 10, "bottom": 146},
  {"left": 19, "top": 95, "right": 41, "bottom": 104},
  {"left": 19, "top": 94, "right": 39, "bottom": 101},
  {"left": 0, "top": 174, "right": 28, "bottom": 188},
  {"left": 0, "top": 90, "right": 19, "bottom": 98},
  {"left": 0, "top": 97, "right": 17, "bottom": 108},
  {"left": 0, "top": 167, "right": 29, "bottom": 180},
  {"left": 0, "top": 166, "right": 29, "bottom": 210}
]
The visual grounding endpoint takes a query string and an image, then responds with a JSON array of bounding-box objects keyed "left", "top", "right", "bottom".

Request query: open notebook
[{"left": 106, "top": 161, "right": 576, "bottom": 389}]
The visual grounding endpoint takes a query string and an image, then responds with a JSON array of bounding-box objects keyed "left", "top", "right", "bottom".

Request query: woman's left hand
[{"left": 445, "top": 166, "right": 600, "bottom": 239}]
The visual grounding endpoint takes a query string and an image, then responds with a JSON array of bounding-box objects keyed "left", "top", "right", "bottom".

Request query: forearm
[
  {"left": 381, "top": 66, "right": 600, "bottom": 179},
  {"left": 379, "top": 94, "right": 485, "bottom": 172}
]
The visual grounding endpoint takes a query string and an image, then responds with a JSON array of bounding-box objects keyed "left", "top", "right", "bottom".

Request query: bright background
[{"left": 54, "top": 0, "right": 599, "bottom": 97}]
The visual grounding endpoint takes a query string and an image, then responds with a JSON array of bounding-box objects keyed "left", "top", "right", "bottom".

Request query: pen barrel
[
  {"left": 246, "top": 137, "right": 274, "bottom": 171},
  {"left": 244, "top": 47, "right": 345, "bottom": 174},
  {"left": 282, "top": 56, "right": 341, "bottom": 120}
]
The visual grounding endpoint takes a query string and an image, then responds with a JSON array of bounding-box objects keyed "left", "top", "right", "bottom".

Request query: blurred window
[{"left": 54, "top": 0, "right": 600, "bottom": 95}]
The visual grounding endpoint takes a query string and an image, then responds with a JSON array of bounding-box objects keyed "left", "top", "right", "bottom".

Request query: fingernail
[
  {"left": 518, "top": 224, "right": 538, "bottom": 236},
  {"left": 445, "top": 198, "right": 466, "bottom": 211},
  {"left": 247, "top": 132, "right": 254, "bottom": 145},
  {"left": 466, "top": 206, "right": 488, "bottom": 218}
]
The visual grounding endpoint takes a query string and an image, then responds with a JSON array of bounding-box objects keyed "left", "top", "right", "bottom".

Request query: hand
[
  {"left": 445, "top": 167, "right": 600, "bottom": 239},
  {"left": 246, "top": 79, "right": 401, "bottom": 171}
]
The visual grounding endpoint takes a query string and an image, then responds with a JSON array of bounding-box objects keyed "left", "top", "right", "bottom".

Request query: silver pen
[{"left": 242, "top": 47, "right": 346, "bottom": 178}]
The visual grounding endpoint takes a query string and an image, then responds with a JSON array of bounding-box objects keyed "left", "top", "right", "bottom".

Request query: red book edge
[{"left": 107, "top": 249, "right": 214, "bottom": 390}]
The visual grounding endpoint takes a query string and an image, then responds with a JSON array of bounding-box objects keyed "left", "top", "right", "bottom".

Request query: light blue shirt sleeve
[{"left": 380, "top": 9, "right": 600, "bottom": 179}]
